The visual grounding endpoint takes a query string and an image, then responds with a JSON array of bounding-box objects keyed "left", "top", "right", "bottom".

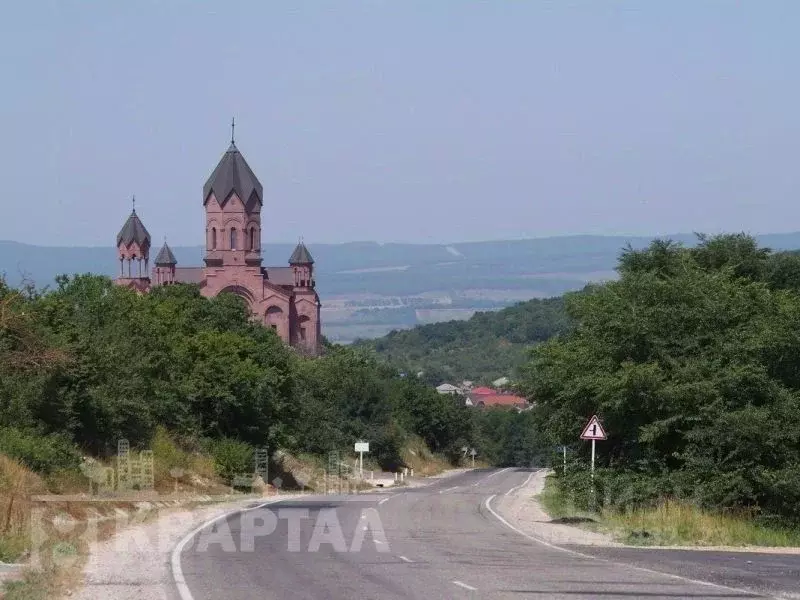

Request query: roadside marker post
[{"left": 470, "top": 448, "right": 477, "bottom": 468}]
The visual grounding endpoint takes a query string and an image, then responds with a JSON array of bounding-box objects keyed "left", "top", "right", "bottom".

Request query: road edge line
[
  {"left": 483, "top": 494, "right": 772, "bottom": 599},
  {"left": 503, "top": 469, "right": 538, "bottom": 496},
  {"left": 170, "top": 497, "right": 287, "bottom": 600}
]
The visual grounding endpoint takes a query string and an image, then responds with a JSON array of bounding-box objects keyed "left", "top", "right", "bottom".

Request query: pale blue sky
[{"left": 1, "top": 1, "right": 798, "bottom": 246}]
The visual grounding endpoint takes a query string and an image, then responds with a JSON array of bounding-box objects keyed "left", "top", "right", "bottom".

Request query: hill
[
  {"left": 4, "top": 232, "right": 800, "bottom": 342},
  {"left": 355, "top": 295, "right": 571, "bottom": 385}
]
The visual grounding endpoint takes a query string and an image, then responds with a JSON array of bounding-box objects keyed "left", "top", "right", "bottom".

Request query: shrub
[
  {"left": 0, "top": 427, "right": 81, "bottom": 475},
  {"left": 206, "top": 438, "right": 254, "bottom": 484}
]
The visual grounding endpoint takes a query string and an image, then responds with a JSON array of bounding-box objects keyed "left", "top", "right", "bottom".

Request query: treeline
[
  {"left": 0, "top": 275, "right": 475, "bottom": 479},
  {"left": 355, "top": 296, "right": 571, "bottom": 385},
  {"left": 521, "top": 234, "right": 800, "bottom": 524}
]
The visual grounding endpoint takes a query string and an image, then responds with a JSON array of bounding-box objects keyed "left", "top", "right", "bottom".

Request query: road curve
[{"left": 175, "top": 468, "right": 797, "bottom": 599}]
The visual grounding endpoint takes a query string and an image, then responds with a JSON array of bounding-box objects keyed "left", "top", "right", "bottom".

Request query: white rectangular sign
[{"left": 355, "top": 442, "right": 369, "bottom": 453}]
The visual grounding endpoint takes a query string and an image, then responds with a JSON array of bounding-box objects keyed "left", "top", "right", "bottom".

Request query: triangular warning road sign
[{"left": 580, "top": 415, "right": 607, "bottom": 440}]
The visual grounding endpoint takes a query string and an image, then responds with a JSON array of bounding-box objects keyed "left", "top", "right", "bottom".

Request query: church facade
[{"left": 114, "top": 134, "right": 321, "bottom": 354}]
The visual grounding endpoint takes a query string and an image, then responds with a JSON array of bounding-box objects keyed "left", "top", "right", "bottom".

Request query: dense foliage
[
  {"left": 471, "top": 409, "right": 549, "bottom": 468},
  {"left": 356, "top": 296, "right": 570, "bottom": 385},
  {"left": 0, "top": 275, "right": 474, "bottom": 475},
  {"left": 520, "top": 234, "right": 800, "bottom": 524}
]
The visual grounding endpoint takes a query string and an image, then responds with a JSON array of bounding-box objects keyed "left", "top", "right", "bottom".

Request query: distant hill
[
  {"left": 3, "top": 232, "right": 800, "bottom": 342},
  {"left": 354, "top": 296, "right": 572, "bottom": 386}
]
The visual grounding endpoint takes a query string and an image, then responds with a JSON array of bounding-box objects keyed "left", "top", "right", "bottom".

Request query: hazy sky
[{"left": 1, "top": 1, "right": 798, "bottom": 246}]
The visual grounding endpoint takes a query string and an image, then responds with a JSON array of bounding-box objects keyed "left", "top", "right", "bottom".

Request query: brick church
[{"left": 114, "top": 127, "right": 321, "bottom": 354}]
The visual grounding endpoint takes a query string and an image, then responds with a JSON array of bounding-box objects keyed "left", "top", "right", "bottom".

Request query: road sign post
[
  {"left": 579, "top": 415, "right": 607, "bottom": 482},
  {"left": 354, "top": 441, "right": 369, "bottom": 479},
  {"left": 470, "top": 448, "right": 477, "bottom": 468}
]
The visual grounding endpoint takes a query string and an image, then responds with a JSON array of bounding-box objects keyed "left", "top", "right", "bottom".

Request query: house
[
  {"left": 492, "top": 376, "right": 510, "bottom": 389},
  {"left": 470, "top": 386, "right": 496, "bottom": 396},
  {"left": 466, "top": 386, "right": 496, "bottom": 405},
  {"left": 472, "top": 394, "right": 529, "bottom": 410},
  {"left": 435, "top": 383, "right": 460, "bottom": 395}
]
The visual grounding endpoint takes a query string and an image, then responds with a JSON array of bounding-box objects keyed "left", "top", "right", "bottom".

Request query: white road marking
[
  {"left": 439, "top": 486, "right": 459, "bottom": 494},
  {"left": 171, "top": 497, "right": 286, "bottom": 600},
  {"left": 399, "top": 555, "right": 414, "bottom": 563},
  {"left": 379, "top": 492, "right": 405, "bottom": 505},
  {"left": 483, "top": 494, "right": 761, "bottom": 598},
  {"left": 504, "top": 469, "right": 538, "bottom": 496},
  {"left": 453, "top": 580, "right": 478, "bottom": 591},
  {"left": 471, "top": 466, "right": 513, "bottom": 487}
]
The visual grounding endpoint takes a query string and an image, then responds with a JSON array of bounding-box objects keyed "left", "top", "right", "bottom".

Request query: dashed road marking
[
  {"left": 453, "top": 580, "right": 478, "bottom": 591},
  {"left": 399, "top": 555, "right": 414, "bottom": 563},
  {"left": 471, "top": 467, "right": 513, "bottom": 486}
]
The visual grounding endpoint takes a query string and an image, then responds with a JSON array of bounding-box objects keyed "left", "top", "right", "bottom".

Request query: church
[{"left": 113, "top": 126, "right": 321, "bottom": 354}]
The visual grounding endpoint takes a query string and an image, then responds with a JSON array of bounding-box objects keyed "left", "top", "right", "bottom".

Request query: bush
[
  {"left": 206, "top": 438, "right": 254, "bottom": 484},
  {"left": 0, "top": 427, "right": 81, "bottom": 475}
]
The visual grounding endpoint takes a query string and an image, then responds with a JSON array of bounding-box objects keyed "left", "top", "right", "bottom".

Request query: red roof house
[
  {"left": 470, "top": 386, "right": 496, "bottom": 395},
  {"left": 473, "top": 394, "right": 528, "bottom": 409}
]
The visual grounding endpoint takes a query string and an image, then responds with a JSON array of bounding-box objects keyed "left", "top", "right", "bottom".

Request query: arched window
[
  {"left": 230, "top": 227, "right": 237, "bottom": 250},
  {"left": 250, "top": 227, "right": 255, "bottom": 251},
  {"left": 211, "top": 228, "right": 217, "bottom": 250}
]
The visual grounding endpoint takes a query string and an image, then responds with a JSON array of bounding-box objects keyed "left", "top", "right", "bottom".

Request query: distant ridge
[
  {"left": 4, "top": 232, "right": 800, "bottom": 342},
  {"left": 4, "top": 232, "right": 800, "bottom": 290}
]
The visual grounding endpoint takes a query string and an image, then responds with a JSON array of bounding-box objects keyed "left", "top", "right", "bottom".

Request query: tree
[{"left": 519, "top": 235, "right": 800, "bottom": 522}]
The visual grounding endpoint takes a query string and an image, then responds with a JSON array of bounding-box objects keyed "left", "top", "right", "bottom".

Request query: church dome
[
  {"left": 154, "top": 241, "right": 177, "bottom": 266},
  {"left": 203, "top": 141, "right": 262, "bottom": 206},
  {"left": 289, "top": 242, "right": 314, "bottom": 265},
  {"left": 116, "top": 207, "right": 151, "bottom": 248}
]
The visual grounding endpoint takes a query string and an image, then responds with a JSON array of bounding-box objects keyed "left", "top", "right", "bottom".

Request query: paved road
[{"left": 176, "top": 468, "right": 799, "bottom": 599}]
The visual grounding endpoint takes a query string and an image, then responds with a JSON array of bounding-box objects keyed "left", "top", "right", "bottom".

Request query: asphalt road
[{"left": 176, "top": 468, "right": 800, "bottom": 599}]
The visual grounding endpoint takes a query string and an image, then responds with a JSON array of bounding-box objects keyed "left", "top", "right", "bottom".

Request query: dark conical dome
[
  {"left": 203, "top": 142, "right": 263, "bottom": 206},
  {"left": 117, "top": 209, "right": 151, "bottom": 247},
  {"left": 289, "top": 242, "right": 314, "bottom": 265},
  {"left": 154, "top": 241, "right": 177, "bottom": 266}
]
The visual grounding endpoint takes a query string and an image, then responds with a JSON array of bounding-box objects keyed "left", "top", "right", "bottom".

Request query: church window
[
  {"left": 230, "top": 227, "right": 237, "bottom": 250},
  {"left": 211, "top": 228, "right": 217, "bottom": 250},
  {"left": 250, "top": 227, "right": 255, "bottom": 251}
]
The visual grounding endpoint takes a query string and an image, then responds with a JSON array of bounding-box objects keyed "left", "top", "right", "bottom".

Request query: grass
[
  {"left": 0, "top": 455, "right": 47, "bottom": 562},
  {"left": 0, "top": 429, "right": 247, "bottom": 599},
  {"left": 401, "top": 436, "right": 451, "bottom": 477},
  {"left": 605, "top": 501, "right": 800, "bottom": 547},
  {"left": 538, "top": 474, "right": 800, "bottom": 548},
  {"left": 2, "top": 566, "right": 70, "bottom": 600}
]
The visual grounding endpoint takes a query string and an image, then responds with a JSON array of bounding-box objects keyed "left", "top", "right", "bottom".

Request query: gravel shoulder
[
  {"left": 493, "top": 468, "right": 622, "bottom": 547},
  {"left": 496, "top": 468, "right": 800, "bottom": 555}
]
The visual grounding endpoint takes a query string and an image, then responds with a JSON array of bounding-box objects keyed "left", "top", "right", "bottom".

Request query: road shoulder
[
  {"left": 493, "top": 468, "right": 622, "bottom": 547},
  {"left": 72, "top": 494, "right": 303, "bottom": 600},
  {"left": 495, "top": 468, "right": 800, "bottom": 555}
]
